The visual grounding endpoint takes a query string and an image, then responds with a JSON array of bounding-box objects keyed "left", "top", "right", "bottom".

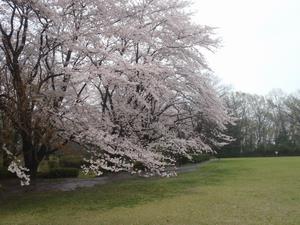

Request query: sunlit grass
[{"left": 1, "top": 157, "right": 300, "bottom": 225}]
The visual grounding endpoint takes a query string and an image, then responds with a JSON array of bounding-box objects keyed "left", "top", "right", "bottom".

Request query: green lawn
[{"left": 1, "top": 157, "right": 300, "bottom": 225}]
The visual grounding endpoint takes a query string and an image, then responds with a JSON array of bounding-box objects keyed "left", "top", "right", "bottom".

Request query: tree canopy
[{"left": 0, "top": 0, "right": 232, "bottom": 185}]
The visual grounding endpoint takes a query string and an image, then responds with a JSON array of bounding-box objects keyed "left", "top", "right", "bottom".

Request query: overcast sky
[{"left": 192, "top": 0, "right": 300, "bottom": 95}]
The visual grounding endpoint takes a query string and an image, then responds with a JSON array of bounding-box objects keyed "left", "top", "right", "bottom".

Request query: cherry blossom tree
[{"left": 0, "top": 0, "right": 232, "bottom": 185}]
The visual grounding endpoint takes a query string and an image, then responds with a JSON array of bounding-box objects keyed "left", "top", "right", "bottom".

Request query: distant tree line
[{"left": 219, "top": 90, "right": 300, "bottom": 157}]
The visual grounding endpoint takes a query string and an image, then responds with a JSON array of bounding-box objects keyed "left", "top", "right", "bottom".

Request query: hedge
[
  {"left": 176, "top": 154, "right": 211, "bottom": 165},
  {"left": 38, "top": 167, "right": 79, "bottom": 178},
  {"left": 192, "top": 154, "right": 211, "bottom": 163},
  {"left": 59, "top": 157, "right": 84, "bottom": 169},
  {"left": 0, "top": 167, "right": 16, "bottom": 179}
]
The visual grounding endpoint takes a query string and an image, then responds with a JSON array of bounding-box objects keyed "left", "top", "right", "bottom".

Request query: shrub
[
  {"left": 0, "top": 167, "right": 16, "bottom": 179},
  {"left": 176, "top": 154, "right": 211, "bottom": 165},
  {"left": 48, "top": 159, "right": 59, "bottom": 169},
  {"left": 192, "top": 154, "right": 211, "bottom": 163},
  {"left": 133, "top": 161, "right": 146, "bottom": 171},
  {"left": 176, "top": 156, "right": 191, "bottom": 165},
  {"left": 59, "top": 156, "right": 84, "bottom": 169},
  {"left": 38, "top": 168, "right": 79, "bottom": 178}
]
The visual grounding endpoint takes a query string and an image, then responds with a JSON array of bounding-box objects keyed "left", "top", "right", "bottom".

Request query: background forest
[{"left": 220, "top": 89, "right": 300, "bottom": 157}]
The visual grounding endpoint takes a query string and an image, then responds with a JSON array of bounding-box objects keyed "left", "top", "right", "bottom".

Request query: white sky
[{"left": 192, "top": 0, "right": 300, "bottom": 95}]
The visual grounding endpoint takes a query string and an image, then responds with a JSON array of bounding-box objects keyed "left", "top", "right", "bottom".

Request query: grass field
[{"left": 1, "top": 157, "right": 300, "bottom": 225}]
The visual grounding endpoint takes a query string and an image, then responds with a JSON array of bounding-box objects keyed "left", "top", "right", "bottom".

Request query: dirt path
[{"left": 0, "top": 160, "right": 215, "bottom": 197}]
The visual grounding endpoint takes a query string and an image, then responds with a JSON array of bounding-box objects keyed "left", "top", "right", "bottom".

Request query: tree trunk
[
  {"left": 2, "top": 150, "right": 10, "bottom": 168},
  {"left": 22, "top": 136, "right": 39, "bottom": 178}
]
